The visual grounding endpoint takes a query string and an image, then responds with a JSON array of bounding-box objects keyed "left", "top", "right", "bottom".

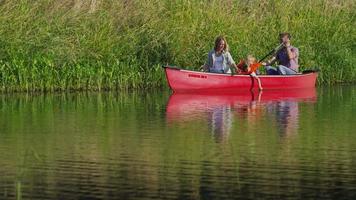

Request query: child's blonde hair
[{"left": 246, "top": 55, "right": 257, "bottom": 65}]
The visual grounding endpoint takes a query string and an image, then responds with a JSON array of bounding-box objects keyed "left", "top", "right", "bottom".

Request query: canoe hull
[{"left": 164, "top": 66, "right": 318, "bottom": 92}]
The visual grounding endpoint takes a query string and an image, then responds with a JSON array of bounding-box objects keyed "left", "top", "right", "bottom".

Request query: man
[{"left": 263, "top": 32, "right": 299, "bottom": 75}]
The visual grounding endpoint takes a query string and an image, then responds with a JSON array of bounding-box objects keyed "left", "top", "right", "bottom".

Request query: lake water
[{"left": 1, "top": 87, "right": 356, "bottom": 200}]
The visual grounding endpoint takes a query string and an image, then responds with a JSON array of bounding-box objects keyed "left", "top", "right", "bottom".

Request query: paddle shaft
[{"left": 258, "top": 43, "right": 284, "bottom": 63}]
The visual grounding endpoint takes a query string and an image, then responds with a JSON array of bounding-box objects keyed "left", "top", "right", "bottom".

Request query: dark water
[{"left": 1, "top": 87, "right": 356, "bottom": 200}]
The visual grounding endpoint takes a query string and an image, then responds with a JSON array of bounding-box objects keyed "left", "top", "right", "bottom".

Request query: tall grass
[{"left": 0, "top": 0, "right": 355, "bottom": 92}]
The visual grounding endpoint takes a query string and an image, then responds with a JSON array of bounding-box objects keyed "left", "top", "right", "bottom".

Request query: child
[{"left": 236, "top": 55, "right": 263, "bottom": 90}]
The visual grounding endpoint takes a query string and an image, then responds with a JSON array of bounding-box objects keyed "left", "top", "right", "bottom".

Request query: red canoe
[{"left": 163, "top": 66, "right": 318, "bottom": 92}]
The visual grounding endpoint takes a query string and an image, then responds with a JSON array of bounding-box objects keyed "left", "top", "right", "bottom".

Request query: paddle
[
  {"left": 258, "top": 43, "right": 284, "bottom": 63},
  {"left": 248, "top": 43, "right": 284, "bottom": 73}
]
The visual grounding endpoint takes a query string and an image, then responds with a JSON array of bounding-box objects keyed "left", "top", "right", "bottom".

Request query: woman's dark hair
[
  {"left": 279, "top": 32, "right": 291, "bottom": 42},
  {"left": 214, "top": 36, "right": 229, "bottom": 52}
]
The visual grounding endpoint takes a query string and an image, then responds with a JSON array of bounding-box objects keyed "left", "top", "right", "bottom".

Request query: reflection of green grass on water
[
  {"left": 1, "top": 88, "right": 356, "bottom": 198},
  {"left": 0, "top": 0, "right": 355, "bottom": 92},
  {"left": 14, "top": 148, "right": 43, "bottom": 200}
]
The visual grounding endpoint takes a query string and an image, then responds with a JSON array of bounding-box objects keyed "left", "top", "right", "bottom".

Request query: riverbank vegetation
[{"left": 0, "top": 0, "right": 354, "bottom": 92}]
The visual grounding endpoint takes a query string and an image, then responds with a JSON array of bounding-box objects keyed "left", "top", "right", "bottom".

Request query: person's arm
[
  {"left": 231, "top": 63, "right": 238, "bottom": 72},
  {"left": 262, "top": 56, "right": 277, "bottom": 66},
  {"left": 202, "top": 52, "right": 212, "bottom": 71},
  {"left": 286, "top": 48, "right": 295, "bottom": 59},
  {"left": 227, "top": 52, "right": 238, "bottom": 73},
  {"left": 285, "top": 42, "right": 298, "bottom": 60}
]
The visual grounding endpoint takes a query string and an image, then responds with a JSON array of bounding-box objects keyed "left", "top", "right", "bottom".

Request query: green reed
[{"left": 0, "top": 0, "right": 355, "bottom": 92}]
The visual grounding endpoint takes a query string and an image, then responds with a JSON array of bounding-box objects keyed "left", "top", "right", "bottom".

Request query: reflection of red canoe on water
[
  {"left": 166, "top": 89, "right": 317, "bottom": 122},
  {"left": 163, "top": 66, "right": 318, "bottom": 92}
]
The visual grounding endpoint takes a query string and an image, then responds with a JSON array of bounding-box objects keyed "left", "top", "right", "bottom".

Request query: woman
[{"left": 202, "top": 36, "right": 237, "bottom": 74}]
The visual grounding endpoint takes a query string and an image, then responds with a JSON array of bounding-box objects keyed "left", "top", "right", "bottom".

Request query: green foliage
[{"left": 0, "top": 0, "right": 355, "bottom": 91}]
